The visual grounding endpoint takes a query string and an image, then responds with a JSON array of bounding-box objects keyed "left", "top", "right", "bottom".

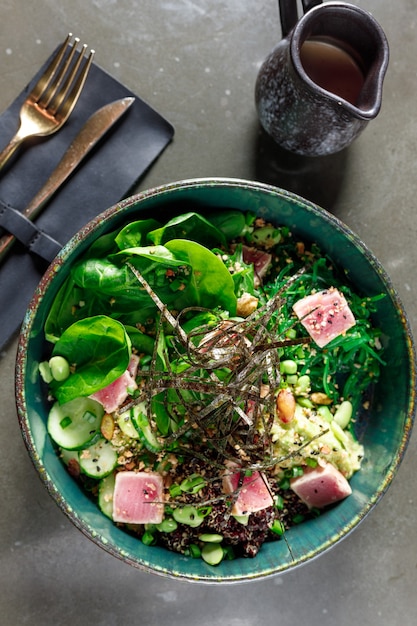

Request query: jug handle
[{"left": 279, "top": 0, "right": 322, "bottom": 37}]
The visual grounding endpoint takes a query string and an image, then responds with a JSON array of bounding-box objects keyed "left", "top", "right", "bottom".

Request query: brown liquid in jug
[{"left": 300, "top": 39, "right": 365, "bottom": 105}]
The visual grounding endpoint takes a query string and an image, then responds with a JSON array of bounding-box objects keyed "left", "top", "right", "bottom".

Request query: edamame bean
[
  {"left": 49, "top": 356, "right": 70, "bottom": 382},
  {"left": 280, "top": 359, "right": 297, "bottom": 375},
  {"left": 317, "top": 405, "right": 333, "bottom": 423},
  {"left": 295, "top": 374, "right": 310, "bottom": 395},
  {"left": 331, "top": 419, "right": 348, "bottom": 444},
  {"left": 286, "top": 374, "right": 298, "bottom": 385},
  {"left": 201, "top": 542, "right": 224, "bottom": 565},
  {"left": 296, "top": 397, "right": 314, "bottom": 409},
  {"left": 198, "top": 533, "right": 223, "bottom": 543},
  {"left": 333, "top": 400, "right": 353, "bottom": 429}
]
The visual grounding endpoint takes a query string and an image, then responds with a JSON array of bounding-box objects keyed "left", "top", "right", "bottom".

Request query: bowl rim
[{"left": 15, "top": 177, "right": 417, "bottom": 583}]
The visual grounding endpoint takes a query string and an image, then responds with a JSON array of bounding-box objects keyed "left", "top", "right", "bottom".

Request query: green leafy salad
[{"left": 40, "top": 210, "right": 385, "bottom": 565}]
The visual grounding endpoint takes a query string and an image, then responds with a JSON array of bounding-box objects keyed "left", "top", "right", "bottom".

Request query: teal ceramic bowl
[{"left": 15, "top": 178, "right": 416, "bottom": 583}]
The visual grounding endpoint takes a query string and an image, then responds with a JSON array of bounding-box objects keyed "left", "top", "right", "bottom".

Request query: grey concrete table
[{"left": 0, "top": 1, "right": 415, "bottom": 625}]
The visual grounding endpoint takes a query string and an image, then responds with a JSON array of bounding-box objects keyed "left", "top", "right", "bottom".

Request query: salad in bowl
[{"left": 16, "top": 179, "right": 415, "bottom": 581}]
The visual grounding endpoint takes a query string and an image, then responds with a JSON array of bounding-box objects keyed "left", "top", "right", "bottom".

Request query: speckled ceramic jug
[{"left": 255, "top": 1, "right": 389, "bottom": 156}]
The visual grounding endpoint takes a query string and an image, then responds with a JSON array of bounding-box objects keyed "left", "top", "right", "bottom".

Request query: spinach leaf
[
  {"left": 74, "top": 247, "right": 189, "bottom": 302},
  {"left": 85, "top": 228, "right": 121, "bottom": 258},
  {"left": 45, "top": 226, "right": 237, "bottom": 346},
  {"left": 45, "top": 271, "right": 158, "bottom": 341},
  {"left": 147, "top": 212, "right": 226, "bottom": 248},
  {"left": 112, "top": 245, "right": 194, "bottom": 307},
  {"left": 44, "top": 274, "right": 84, "bottom": 343},
  {"left": 44, "top": 261, "right": 135, "bottom": 343},
  {"left": 217, "top": 243, "right": 256, "bottom": 297},
  {"left": 115, "top": 219, "right": 161, "bottom": 250},
  {"left": 206, "top": 209, "right": 255, "bottom": 240},
  {"left": 165, "top": 239, "right": 237, "bottom": 314},
  {"left": 50, "top": 315, "right": 131, "bottom": 404},
  {"left": 125, "top": 325, "right": 155, "bottom": 355}
]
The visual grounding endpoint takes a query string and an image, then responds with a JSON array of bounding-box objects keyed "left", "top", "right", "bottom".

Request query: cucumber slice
[
  {"left": 47, "top": 397, "right": 104, "bottom": 450},
  {"left": 79, "top": 437, "right": 118, "bottom": 479},
  {"left": 130, "top": 403, "right": 162, "bottom": 452},
  {"left": 98, "top": 472, "right": 116, "bottom": 518},
  {"left": 117, "top": 407, "right": 140, "bottom": 439}
]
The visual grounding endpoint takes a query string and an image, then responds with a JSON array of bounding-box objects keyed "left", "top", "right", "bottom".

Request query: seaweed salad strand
[{"left": 40, "top": 210, "right": 385, "bottom": 564}]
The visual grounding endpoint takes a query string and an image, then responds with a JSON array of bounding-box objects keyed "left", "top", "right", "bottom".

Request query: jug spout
[
  {"left": 353, "top": 40, "right": 389, "bottom": 120},
  {"left": 290, "top": 2, "right": 390, "bottom": 120}
]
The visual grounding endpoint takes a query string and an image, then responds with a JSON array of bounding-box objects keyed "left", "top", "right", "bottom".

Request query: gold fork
[{"left": 0, "top": 34, "right": 94, "bottom": 171}]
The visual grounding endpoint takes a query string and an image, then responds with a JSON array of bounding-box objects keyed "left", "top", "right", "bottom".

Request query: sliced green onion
[
  {"left": 280, "top": 477, "right": 290, "bottom": 490},
  {"left": 59, "top": 416, "right": 72, "bottom": 430},
  {"left": 188, "top": 543, "right": 201, "bottom": 559},
  {"left": 156, "top": 518, "right": 178, "bottom": 533},
  {"left": 141, "top": 531, "right": 156, "bottom": 546},
  {"left": 169, "top": 484, "right": 182, "bottom": 498},
  {"left": 180, "top": 473, "right": 206, "bottom": 494},
  {"left": 197, "top": 506, "right": 212, "bottom": 518},
  {"left": 172, "top": 505, "right": 205, "bottom": 527},
  {"left": 83, "top": 411, "right": 97, "bottom": 424},
  {"left": 274, "top": 494, "right": 284, "bottom": 510},
  {"left": 222, "top": 545, "right": 236, "bottom": 560},
  {"left": 291, "top": 466, "right": 304, "bottom": 478},
  {"left": 270, "top": 520, "right": 285, "bottom": 535}
]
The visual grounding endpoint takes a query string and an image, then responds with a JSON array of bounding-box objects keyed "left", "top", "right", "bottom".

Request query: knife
[{"left": 0, "top": 96, "right": 134, "bottom": 262}]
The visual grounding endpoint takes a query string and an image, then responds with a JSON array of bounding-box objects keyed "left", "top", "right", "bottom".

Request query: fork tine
[
  {"left": 30, "top": 33, "right": 73, "bottom": 103},
  {"left": 61, "top": 50, "right": 95, "bottom": 119},
  {"left": 48, "top": 44, "right": 92, "bottom": 115},
  {"left": 0, "top": 34, "right": 94, "bottom": 173},
  {"left": 40, "top": 38, "right": 81, "bottom": 110}
]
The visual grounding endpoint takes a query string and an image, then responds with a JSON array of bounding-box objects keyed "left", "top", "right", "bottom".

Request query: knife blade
[{"left": 0, "top": 96, "right": 134, "bottom": 262}]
